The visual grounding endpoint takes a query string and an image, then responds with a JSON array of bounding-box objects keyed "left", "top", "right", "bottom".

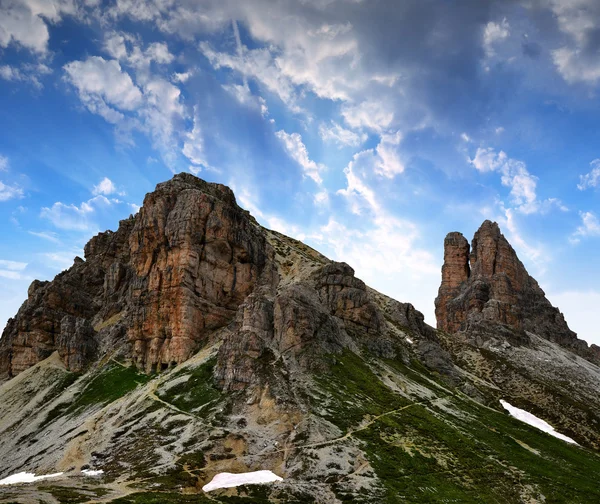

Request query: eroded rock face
[
  {"left": 126, "top": 176, "right": 271, "bottom": 372},
  {"left": 0, "top": 174, "right": 272, "bottom": 378},
  {"left": 1, "top": 173, "right": 438, "bottom": 384},
  {"left": 435, "top": 220, "right": 596, "bottom": 360}
]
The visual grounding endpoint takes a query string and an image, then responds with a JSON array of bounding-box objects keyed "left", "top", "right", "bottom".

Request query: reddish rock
[
  {"left": 435, "top": 220, "right": 597, "bottom": 361},
  {"left": 0, "top": 173, "right": 439, "bottom": 385},
  {"left": 0, "top": 174, "right": 272, "bottom": 378}
]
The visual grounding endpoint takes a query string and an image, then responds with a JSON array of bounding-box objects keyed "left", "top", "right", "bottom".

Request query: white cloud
[
  {"left": 40, "top": 195, "right": 110, "bottom": 231},
  {"left": 0, "top": 63, "right": 51, "bottom": 88},
  {"left": 577, "top": 159, "right": 600, "bottom": 190},
  {"left": 92, "top": 177, "right": 117, "bottom": 195},
  {"left": 319, "top": 121, "right": 366, "bottom": 148},
  {"left": 0, "top": 180, "right": 23, "bottom": 201},
  {"left": 470, "top": 147, "right": 540, "bottom": 214},
  {"left": 182, "top": 107, "right": 207, "bottom": 170},
  {"left": 375, "top": 131, "right": 405, "bottom": 178},
  {"left": 471, "top": 147, "right": 507, "bottom": 173},
  {"left": 43, "top": 251, "right": 80, "bottom": 268},
  {"left": 172, "top": 71, "right": 192, "bottom": 83},
  {"left": 222, "top": 83, "right": 268, "bottom": 114},
  {"left": 483, "top": 18, "right": 510, "bottom": 56},
  {"left": 0, "top": 0, "right": 76, "bottom": 54},
  {"left": 0, "top": 259, "right": 27, "bottom": 281},
  {"left": 548, "top": 0, "right": 600, "bottom": 85},
  {"left": 0, "top": 259, "right": 27, "bottom": 271},
  {"left": 341, "top": 100, "right": 394, "bottom": 133},
  {"left": 201, "top": 42, "right": 300, "bottom": 110},
  {"left": 0, "top": 155, "right": 7, "bottom": 171},
  {"left": 501, "top": 207, "right": 545, "bottom": 267},
  {"left": 313, "top": 190, "right": 329, "bottom": 206},
  {"left": 552, "top": 47, "right": 600, "bottom": 84},
  {"left": 0, "top": 270, "right": 22, "bottom": 280},
  {"left": 64, "top": 53, "right": 188, "bottom": 168},
  {"left": 28, "top": 230, "right": 60, "bottom": 243},
  {"left": 105, "top": 32, "right": 175, "bottom": 70},
  {"left": 337, "top": 132, "right": 405, "bottom": 190},
  {"left": 337, "top": 152, "right": 381, "bottom": 215},
  {"left": 64, "top": 57, "right": 143, "bottom": 112},
  {"left": 275, "top": 130, "right": 325, "bottom": 184},
  {"left": 570, "top": 211, "right": 600, "bottom": 243}
]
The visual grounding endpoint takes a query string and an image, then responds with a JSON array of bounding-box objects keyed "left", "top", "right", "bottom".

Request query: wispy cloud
[
  {"left": 275, "top": 130, "right": 325, "bottom": 185},
  {"left": 28, "top": 230, "right": 61, "bottom": 243},
  {"left": 0, "top": 180, "right": 23, "bottom": 202},
  {"left": 40, "top": 195, "right": 111, "bottom": 231},
  {"left": 570, "top": 211, "right": 600, "bottom": 244},
  {"left": 577, "top": 159, "right": 600, "bottom": 190}
]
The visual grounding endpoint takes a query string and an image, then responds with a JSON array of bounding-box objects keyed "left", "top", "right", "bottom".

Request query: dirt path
[{"left": 266, "top": 394, "right": 450, "bottom": 457}]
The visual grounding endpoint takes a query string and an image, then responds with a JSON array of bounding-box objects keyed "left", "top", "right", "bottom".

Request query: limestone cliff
[
  {"left": 435, "top": 220, "right": 599, "bottom": 361},
  {"left": 0, "top": 173, "right": 435, "bottom": 383},
  {"left": 2, "top": 179, "right": 600, "bottom": 503},
  {"left": 0, "top": 174, "right": 273, "bottom": 378}
]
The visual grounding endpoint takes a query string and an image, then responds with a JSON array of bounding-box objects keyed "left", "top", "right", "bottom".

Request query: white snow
[
  {"left": 81, "top": 469, "right": 104, "bottom": 476},
  {"left": 0, "top": 471, "right": 64, "bottom": 485},
  {"left": 202, "top": 470, "right": 283, "bottom": 492},
  {"left": 406, "top": 337, "right": 414, "bottom": 344},
  {"left": 500, "top": 400, "right": 578, "bottom": 444}
]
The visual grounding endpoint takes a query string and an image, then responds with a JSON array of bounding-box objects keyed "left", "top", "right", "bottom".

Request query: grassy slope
[{"left": 314, "top": 351, "right": 600, "bottom": 503}]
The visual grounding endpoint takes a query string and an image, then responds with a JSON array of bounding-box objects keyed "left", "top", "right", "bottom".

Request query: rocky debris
[{"left": 435, "top": 220, "right": 597, "bottom": 362}]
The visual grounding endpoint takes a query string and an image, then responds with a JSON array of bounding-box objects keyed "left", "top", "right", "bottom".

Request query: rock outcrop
[
  {"left": 435, "top": 220, "right": 599, "bottom": 360},
  {"left": 0, "top": 174, "right": 274, "bottom": 378},
  {"left": 1, "top": 174, "right": 435, "bottom": 383}
]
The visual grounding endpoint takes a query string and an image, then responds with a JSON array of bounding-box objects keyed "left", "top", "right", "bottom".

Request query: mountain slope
[{"left": 0, "top": 174, "right": 599, "bottom": 504}]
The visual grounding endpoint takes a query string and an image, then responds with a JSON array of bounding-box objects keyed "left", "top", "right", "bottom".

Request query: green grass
[
  {"left": 38, "top": 485, "right": 109, "bottom": 503},
  {"left": 156, "top": 357, "right": 223, "bottom": 415},
  {"left": 70, "top": 363, "right": 152, "bottom": 411},
  {"left": 314, "top": 350, "right": 600, "bottom": 503}
]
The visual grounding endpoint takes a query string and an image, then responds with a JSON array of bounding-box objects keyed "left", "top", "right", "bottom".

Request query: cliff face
[
  {"left": 0, "top": 174, "right": 273, "bottom": 378},
  {"left": 3, "top": 177, "right": 600, "bottom": 503},
  {"left": 0, "top": 173, "right": 435, "bottom": 382},
  {"left": 435, "top": 220, "right": 598, "bottom": 359}
]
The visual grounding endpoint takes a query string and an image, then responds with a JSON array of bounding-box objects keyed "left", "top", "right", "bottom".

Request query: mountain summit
[
  {"left": 1, "top": 174, "right": 600, "bottom": 503},
  {"left": 435, "top": 220, "right": 600, "bottom": 363}
]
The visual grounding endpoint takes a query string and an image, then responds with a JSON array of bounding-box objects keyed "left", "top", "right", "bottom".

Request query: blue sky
[{"left": 1, "top": 0, "right": 600, "bottom": 345}]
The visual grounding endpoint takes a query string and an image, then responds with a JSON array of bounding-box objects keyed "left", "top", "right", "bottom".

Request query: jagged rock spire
[{"left": 435, "top": 220, "right": 598, "bottom": 360}]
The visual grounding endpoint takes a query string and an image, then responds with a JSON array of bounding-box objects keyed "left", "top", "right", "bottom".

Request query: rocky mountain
[
  {"left": 435, "top": 220, "right": 600, "bottom": 361},
  {"left": 0, "top": 174, "right": 599, "bottom": 504}
]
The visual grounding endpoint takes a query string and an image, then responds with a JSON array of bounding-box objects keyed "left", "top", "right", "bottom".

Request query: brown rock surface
[
  {"left": 435, "top": 220, "right": 596, "bottom": 360},
  {"left": 2, "top": 173, "right": 436, "bottom": 383},
  {"left": 0, "top": 174, "right": 273, "bottom": 378}
]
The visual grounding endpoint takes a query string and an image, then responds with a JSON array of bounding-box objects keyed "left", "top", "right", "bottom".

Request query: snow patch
[
  {"left": 202, "top": 470, "right": 283, "bottom": 492},
  {"left": 406, "top": 337, "right": 414, "bottom": 344},
  {"left": 500, "top": 400, "right": 578, "bottom": 445},
  {"left": 0, "top": 472, "right": 64, "bottom": 485},
  {"left": 81, "top": 469, "right": 104, "bottom": 476}
]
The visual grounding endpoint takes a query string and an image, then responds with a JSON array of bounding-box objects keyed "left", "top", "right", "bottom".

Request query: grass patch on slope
[
  {"left": 156, "top": 357, "right": 222, "bottom": 415},
  {"left": 43, "top": 363, "right": 151, "bottom": 423}
]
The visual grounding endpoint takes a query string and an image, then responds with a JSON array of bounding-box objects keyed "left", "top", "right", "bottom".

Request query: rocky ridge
[{"left": 0, "top": 175, "right": 599, "bottom": 503}]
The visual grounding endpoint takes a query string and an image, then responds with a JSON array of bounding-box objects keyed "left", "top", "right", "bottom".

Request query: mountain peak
[{"left": 435, "top": 220, "right": 599, "bottom": 362}]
